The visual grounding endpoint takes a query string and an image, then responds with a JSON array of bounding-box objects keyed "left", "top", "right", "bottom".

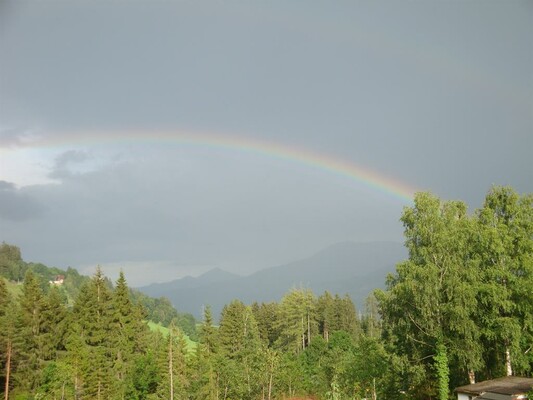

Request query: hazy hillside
[{"left": 139, "top": 241, "right": 406, "bottom": 318}]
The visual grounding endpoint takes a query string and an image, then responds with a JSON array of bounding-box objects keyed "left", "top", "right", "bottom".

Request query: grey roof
[{"left": 456, "top": 376, "right": 533, "bottom": 396}]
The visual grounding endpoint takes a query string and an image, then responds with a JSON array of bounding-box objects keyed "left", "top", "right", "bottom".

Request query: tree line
[{"left": 0, "top": 185, "right": 531, "bottom": 399}]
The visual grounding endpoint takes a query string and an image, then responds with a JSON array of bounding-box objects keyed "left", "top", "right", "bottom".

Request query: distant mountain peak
[
  {"left": 199, "top": 267, "right": 240, "bottom": 281},
  {"left": 138, "top": 241, "right": 407, "bottom": 319}
]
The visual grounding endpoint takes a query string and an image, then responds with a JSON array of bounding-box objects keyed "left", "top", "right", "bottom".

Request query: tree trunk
[
  {"left": 307, "top": 311, "right": 311, "bottom": 347},
  {"left": 301, "top": 317, "right": 305, "bottom": 350},
  {"left": 4, "top": 340, "right": 11, "bottom": 400},
  {"left": 468, "top": 370, "right": 475, "bottom": 384},
  {"left": 169, "top": 331, "right": 174, "bottom": 400},
  {"left": 268, "top": 370, "right": 273, "bottom": 400},
  {"left": 505, "top": 347, "right": 513, "bottom": 376}
]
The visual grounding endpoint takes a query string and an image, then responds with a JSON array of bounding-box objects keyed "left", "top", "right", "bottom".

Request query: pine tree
[
  {"left": 276, "top": 288, "right": 317, "bottom": 353},
  {"left": 110, "top": 271, "right": 149, "bottom": 398},
  {"left": 252, "top": 302, "right": 280, "bottom": 347},
  {"left": 335, "top": 295, "right": 359, "bottom": 337},
  {"left": 0, "top": 279, "right": 17, "bottom": 400},
  {"left": 361, "top": 293, "right": 381, "bottom": 339},
  {"left": 65, "top": 320, "right": 88, "bottom": 400},
  {"left": 42, "top": 286, "right": 68, "bottom": 361},
  {"left": 155, "top": 321, "right": 189, "bottom": 400},
  {"left": 317, "top": 291, "right": 334, "bottom": 342},
  {"left": 218, "top": 300, "right": 263, "bottom": 399},
  {"left": 191, "top": 305, "right": 218, "bottom": 400},
  {"left": 71, "top": 267, "right": 114, "bottom": 399},
  {"left": 14, "top": 270, "right": 48, "bottom": 394}
]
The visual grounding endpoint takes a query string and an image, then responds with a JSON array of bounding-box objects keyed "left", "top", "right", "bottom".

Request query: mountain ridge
[{"left": 138, "top": 241, "right": 406, "bottom": 318}]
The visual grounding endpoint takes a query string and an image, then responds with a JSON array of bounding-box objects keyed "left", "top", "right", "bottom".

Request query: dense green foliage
[
  {"left": 376, "top": 186, "right": 533, "bottom": 397},
  {"left": 0, "top": 246, "right": 198, "bottom": 339},
  {"left": 1, "top": 186, "right": 531, "bottom": 399}
]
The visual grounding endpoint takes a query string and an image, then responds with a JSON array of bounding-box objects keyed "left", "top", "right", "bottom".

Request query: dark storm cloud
[
  {"left": 0, "top": 1, "right": 531, "bottom": 282},
  {"left": 0, "top": 180, "right": 43, "bottom": 221},
  {"left": 1, "top": 147, "right": 403, "bottom": 273},
  {"left": 0, "top": 1, "right": 531, "bottom": 202}
]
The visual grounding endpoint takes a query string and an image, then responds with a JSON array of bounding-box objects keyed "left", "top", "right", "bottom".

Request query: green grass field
[{"left": 147, "top": 321, "right": 198, "bottom": 352}]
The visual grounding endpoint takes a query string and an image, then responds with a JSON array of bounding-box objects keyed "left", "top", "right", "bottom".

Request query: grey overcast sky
[{"left": 1, "top": 0, "right": 532, "bottom": 286}]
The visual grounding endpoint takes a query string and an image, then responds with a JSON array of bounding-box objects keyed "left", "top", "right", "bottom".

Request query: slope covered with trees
[{"left": 0, "top": 186, "right": 531, "bottom": 399}]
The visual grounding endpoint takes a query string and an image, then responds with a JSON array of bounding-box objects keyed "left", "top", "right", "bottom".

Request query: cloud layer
[{"left": 0, "top": 1, "right": 531, "bottom": 284}]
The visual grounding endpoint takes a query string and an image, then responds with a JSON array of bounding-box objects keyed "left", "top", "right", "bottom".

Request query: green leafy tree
[
  {"left": 128, "top": 349, "right": 160, "bottom": 400},
  {"left": 0, "top": 243, "right": 26, "bottom": 282},
  {"left": 36, "top": 360, "right": 74, "bottom": 399},
  {"left": 275, "top": 352, "right": 306, "bottom": 398},
  {"left": 376, "top": 192, "right": 481, "bottom": 398},
  {"left": 300, "top": 335, "right": 329, "bottom": 396},
  {"left": 259, "top": 347, "right": 279, "bottom": 400},
  {"left": 474, "top": 186, "right": 533, "bottom": 376},
  {"left": 434, "top": 341, "right": 450, "bottom": 400}
]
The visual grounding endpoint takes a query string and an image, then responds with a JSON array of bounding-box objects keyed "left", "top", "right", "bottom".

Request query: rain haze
[{"left": 1, "top": 1, "right": 532, "bottom": 286}]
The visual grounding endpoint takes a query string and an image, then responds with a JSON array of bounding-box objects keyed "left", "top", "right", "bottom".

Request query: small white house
[
  {"left": 456, "top": 376, "right": 533, "bottom": 400},
  {"left": 49, "top": 274, "right": 65, "bottom": 285}
]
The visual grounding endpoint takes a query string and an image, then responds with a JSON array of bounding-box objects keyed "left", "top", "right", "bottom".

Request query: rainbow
[{"left": 4, "top": 130, "right": 419, "bottom": 202}]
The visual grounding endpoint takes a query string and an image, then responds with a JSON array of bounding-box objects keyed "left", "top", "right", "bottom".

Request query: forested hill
[
  {"left": 139, "top": 241, "right": 406, "bottom": 318},
  {"left": 0, "top": 243, "right": 197, "bottom": 339}
]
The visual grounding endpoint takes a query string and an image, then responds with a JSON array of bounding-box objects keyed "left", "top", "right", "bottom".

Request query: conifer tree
[
  {"left": 361, "top": 293, "right": 381, "bottom": 339},
  {"left": 335, "top": 295, "right": 359, "bottom": 337},
  {"left": 276, "top": 288, "right": 317, "bottom": 353},
  {"left": 65, "top": 320, "right": 88, "bottom": 400},
  {"left": 191, "top": 305, "right": 218, "bottom": 400},
  {"left": 71, "top": 267, "right": 114, "bottom": 399},
  {"left": 252, "top": 302, "right": 280, "bottom": 347},
  {"left": 317, "top": 291, "right": 334, "bottom": 342},
  {"left": 156, "top": 321, "right": 189, "bottom": 400},
  {"left": 111, "top": 270, "right": 149, "bottom": 398},
  {"left": 218, "top": 300, "right": 263, "bottom": 399},
  {"left": 42, "top": 286, "right": 68, "bottom": 361},
  {"left": 14, "top": 270, "right": 48, "bottom": 394},
  {"left": 0, "top": 279, "right": 17, "bottom": 400}
]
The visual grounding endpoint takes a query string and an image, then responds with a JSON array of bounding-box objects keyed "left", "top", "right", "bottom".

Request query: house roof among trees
[{"left": 455, "top": 376, "right": 533, "bottom": 396}]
